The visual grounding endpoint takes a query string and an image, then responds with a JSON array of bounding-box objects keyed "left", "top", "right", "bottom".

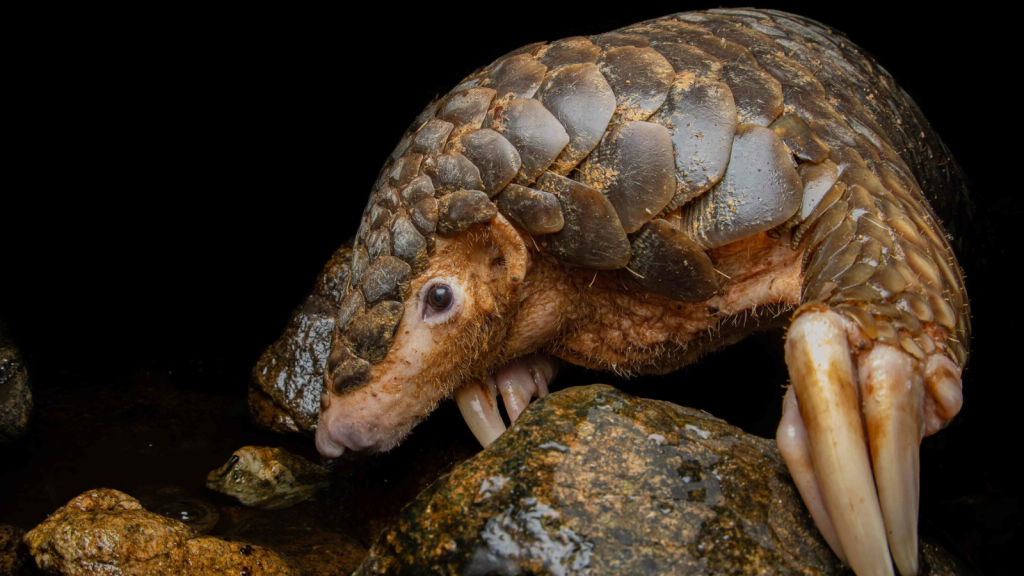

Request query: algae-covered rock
[
  {"left": 357, "top": 385, "right": 970, "bottom": 575},
  {"left": 249, "top": 244, "right": 352, "bottom": 435},
  {"left": 0, "top": 319, "right": 33, "bottom": 443},
  {"left": 206, "top": 446, "right": 329, "bottom": 509},
  {"left": 23, "top": 488, "right": 295, "bottom": 575}
]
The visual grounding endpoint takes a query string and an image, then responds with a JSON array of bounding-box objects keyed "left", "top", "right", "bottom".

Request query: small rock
[
  {"left": 1, "top": 319, "right": 33, "bottom": 443},
  {"left": 23, "top": 488, "right": 295, "bottom": 575},
  {"left": 1, "top": 524, "right": 25, "bottom": 575},
  {"left": 249, "top": 244, "right": 353, "bottom": 435},
  {"left": 206, "top": 446, "right": 329, "bottom": 510},
  {"left": 357, "top": 385, "right": 971, "bottom": 575}
]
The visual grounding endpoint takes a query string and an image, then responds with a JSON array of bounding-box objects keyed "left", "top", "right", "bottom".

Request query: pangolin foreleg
[{"left": 780, "top": 307, "right": 962, "bottom": 576}]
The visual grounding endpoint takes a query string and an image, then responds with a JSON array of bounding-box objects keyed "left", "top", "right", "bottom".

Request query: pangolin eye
[{"left": 426, "top": 284, "right": 453, "bottom": 311}]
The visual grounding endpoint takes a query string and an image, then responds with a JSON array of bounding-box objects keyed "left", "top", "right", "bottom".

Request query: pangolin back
[{"left": 328, "top": 8, "right": 971, "bottom": 391}]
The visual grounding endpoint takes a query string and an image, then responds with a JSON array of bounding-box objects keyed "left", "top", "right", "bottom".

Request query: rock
[
  {"left": 182, "top": 537, "right": 295, "bottom": 576},
  {"left": 249, "top": 244, "right": 353, "bottom": 435},
  {"left": 0, "top": 318, "right": 33, "bottom": 443},
  {"left": 225, "top": 517, "right": 367, "bottom": 576},
  {"left": 206, "top": 446, "right": 330, "bottom": 510},
  {"left": 23, "top": 488, "right": 296, "bottom": 575},
  {"left": 1, "top": 524, "right": 25, "bottom": 575},
  {"left": 357, "top": 385, "right": 971, "bottom": 575}
]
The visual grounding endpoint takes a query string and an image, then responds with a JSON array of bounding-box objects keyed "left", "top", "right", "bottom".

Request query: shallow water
[{"left": 0, "top": 365, "right": 479, "bottom": 573}]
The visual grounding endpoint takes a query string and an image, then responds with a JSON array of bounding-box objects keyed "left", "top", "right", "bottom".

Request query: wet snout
[{"left": 315, "top": 379, "right": 424, "bottom": 458}]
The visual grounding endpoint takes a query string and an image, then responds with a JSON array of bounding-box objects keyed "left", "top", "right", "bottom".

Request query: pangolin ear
[{"left": 488, "top": 212, "right": 528, "bottom": 290}]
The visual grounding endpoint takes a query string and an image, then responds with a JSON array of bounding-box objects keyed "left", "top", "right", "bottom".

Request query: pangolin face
[{"left": 315, "top": 228, "right": 517, "bottom": 458}]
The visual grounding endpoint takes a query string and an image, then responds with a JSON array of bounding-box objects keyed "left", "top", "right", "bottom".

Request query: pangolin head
[{"left": 315, "top": 73, "right": 532, "bottom": 458}]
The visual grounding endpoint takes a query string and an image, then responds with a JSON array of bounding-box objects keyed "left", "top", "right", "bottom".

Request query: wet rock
[
  {"left": 23, "top": 488, "right": 295, "bottom": 575},
  {"left": 0, "top": 318, "right": 33, "bottom": 443},
  {"left": 249, "top": 244, "right": 353, "bottom": 435},
  {"left": 1, "top": 524, "right": 25, "bottom": 575},
  {"left": 225, "top": 517, "right": 367, "bottom": 576},
  {"left": 357, "top": 385, "right": 970, "bottom": 575},
  {"left": 206, "top": 446, "right": 329, "bottom": 510}
]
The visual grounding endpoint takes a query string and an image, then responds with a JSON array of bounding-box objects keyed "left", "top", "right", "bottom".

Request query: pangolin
[{"left": 314, "top": 9, "right": 971, "bottom": 576}]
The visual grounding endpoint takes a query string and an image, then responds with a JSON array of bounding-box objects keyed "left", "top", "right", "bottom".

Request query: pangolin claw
[
  {"left": 780, "top": 309, "right": 963, "bottom": 576},
  {"left": 456, "top": 354, "right": 557, "bottom": 447}
]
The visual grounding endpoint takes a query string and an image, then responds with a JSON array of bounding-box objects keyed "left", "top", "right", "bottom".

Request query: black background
[{"left": 2, "top": 2, "right": 1018, "bottom": 572}]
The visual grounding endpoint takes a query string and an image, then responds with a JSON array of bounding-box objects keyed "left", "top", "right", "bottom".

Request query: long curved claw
[
  {"left": 455, "top": 354, "right": 557, "bottom": 447},
  {"left": 785, "top": 310, "right": 894, "bottom": 576},
  {"left": 782, "top": 309, "right": 963, "bottom": 576},
  {"left": 858, "top": 345, "right": 923, "bottom": 576},
  {"left": 777, "top": 386, "right": 848, "bottom": 564}
]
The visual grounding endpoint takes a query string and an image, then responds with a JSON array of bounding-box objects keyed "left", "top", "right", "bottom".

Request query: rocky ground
[{"left": 4, "top": 382, "right": 975, "bottom": 575}]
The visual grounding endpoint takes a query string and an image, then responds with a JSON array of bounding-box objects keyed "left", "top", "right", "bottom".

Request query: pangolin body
[{"left": 318, "top": 9, "right": 971, "bottom": 576}]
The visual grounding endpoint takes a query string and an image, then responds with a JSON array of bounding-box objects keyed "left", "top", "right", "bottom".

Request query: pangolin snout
[
  {"left": 315, "top": 385, "right": 412, "bottom": 458},
  {"left": 317, "top": 342, "right": 436, "bottom": 459},
  {"left": 315, "top": 397, "right": 377, "bottom": 458}
]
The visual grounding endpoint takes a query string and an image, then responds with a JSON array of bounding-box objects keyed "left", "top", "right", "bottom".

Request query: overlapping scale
[
  {"left": 491, "top": 98, "right": 569, "bottom": 185},
  {"left": 679, "top": 124, "right": 803, "bottom": 249},
  {"left": 597, "top": 46, "right": 675, "bottom": 122},
  {"left": 481, "top": 54, "right": 547, "bottom": 99},
  {"left": 628, "top": 219, "right": 719, "bottom": 301},
  {"left": 577, "top": 121, "right": 675, "bottom": 233},
  {"left": 650, "top": 76, "right": 737, "bottom": 209},
  {"left": 495, "top": 184, "right": 564, "bottom": 235},
  {"left": 533, "top": 171, "right": 631, "bottom": 269},
  {"left": 437, "top": 190, "right": 498, "bottom": 237},
  {"left": 460, "top": 129, "right": 522, "bottom": 197},
  {"left": 538, "top": 37, "right": 600, "bottom": 67},
  {"left": 535, "top": 63, "right": 616, "bottom": 174}
]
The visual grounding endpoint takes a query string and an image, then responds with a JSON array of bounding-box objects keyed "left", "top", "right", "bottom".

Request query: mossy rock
[{"left": 357, "top": 385, "right": 969, "bottom": 575}]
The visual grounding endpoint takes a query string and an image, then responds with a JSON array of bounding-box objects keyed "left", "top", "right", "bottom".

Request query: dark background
[{"left": 3, "top": 2, "right": 1018, "bottom": 573}]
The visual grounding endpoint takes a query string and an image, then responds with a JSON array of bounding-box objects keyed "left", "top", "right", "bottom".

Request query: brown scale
[{"left": 326, "top": 8, "right": 970, "bottom": 385}]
